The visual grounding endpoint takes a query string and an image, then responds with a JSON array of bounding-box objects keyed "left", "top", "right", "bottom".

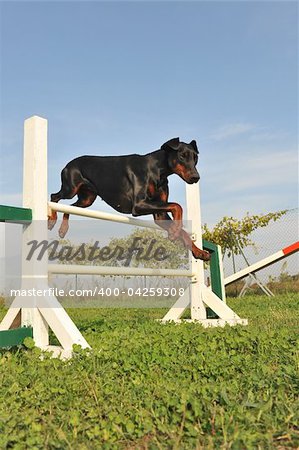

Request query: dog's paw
[
  {"left": 58, "top": 222, "right": 69, "bottom": 239},
  {"left": 48, "top": 218, "right": 57, "bottom": 230},
  {"left": 192, "top": 249, "right": 211, "bottom": 261}
]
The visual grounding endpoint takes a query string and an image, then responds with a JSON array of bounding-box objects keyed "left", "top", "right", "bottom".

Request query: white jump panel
[{"left": 49, "top": 264, "right": 193, "bottom": 278}]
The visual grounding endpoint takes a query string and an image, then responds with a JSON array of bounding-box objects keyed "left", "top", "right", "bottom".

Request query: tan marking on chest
[
  {"left": 160, "top": 191, "right": 168, "bottom": 202},
  {"left": 147, "top": 182, "right": 156, "bottom": 197}
]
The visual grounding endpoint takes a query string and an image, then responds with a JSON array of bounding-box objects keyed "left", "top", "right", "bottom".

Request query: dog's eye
[{"left": 179, "top": 152, "right": 188, "bottom": 160}]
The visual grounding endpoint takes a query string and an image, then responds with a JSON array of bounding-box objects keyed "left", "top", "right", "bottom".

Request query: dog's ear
[
  {"left": 161, "top": 137, "right": 180, "bottom": 151},
  {"left": 190, "top": 140, "right": 199, "bottom": 153}
]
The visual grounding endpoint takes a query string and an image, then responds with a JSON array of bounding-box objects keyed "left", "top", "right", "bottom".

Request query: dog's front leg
[
  {"left": 154, "top": 212, "right": 210, "bottom": 261},
  {"left": 132, "top": 201, "right": 183, "bottom": 239}
]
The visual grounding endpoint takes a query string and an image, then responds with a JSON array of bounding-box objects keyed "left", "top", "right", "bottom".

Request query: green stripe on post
[
  {"left": 0, "top": 327, "right": 33, "bottom": 348},
  {"left": 0, "top": 205, "right": 32, "bottom": 223},
  {"left": 203, "top": 239, "right": 223, "bottom": 300},
  {"left": 203, "top": 239, "right": 224, "bottom": 319}
]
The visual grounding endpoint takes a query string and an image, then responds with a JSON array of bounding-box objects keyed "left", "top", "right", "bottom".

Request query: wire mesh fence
[{"left": 221, "top": 208, "right": 299, "bottom": 296}]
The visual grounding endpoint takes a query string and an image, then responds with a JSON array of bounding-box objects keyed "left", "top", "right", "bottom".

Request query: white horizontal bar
[
  {"left": 22, "top": 275, "right": 48, "bottom": 279},
  {"left": 48, "top": 202, "right": 160, "bottom": 229},
  {"left": 48, "top": 263, "right": 193, "bottom": 278},
  {"left": 224, "top": 250, "right": 284, "bottom": 285}
]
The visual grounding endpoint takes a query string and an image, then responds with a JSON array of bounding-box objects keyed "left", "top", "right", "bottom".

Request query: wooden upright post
[
  {"left": 0, "top": 116, "right": 90, "bottom": 357},
  {"left": 161, "top": 179, "right": 247, "bottom": 326},
  {"left": 186, "top": 183, "right": 207, "bottom": 320},
  {"left": 21, "top": 116, "right": 49, "bottom": 346}
]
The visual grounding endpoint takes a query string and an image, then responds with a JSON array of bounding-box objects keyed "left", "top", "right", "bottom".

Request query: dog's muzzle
[{"left": 188, "top": 174, "right": 200, "bottom": 184}]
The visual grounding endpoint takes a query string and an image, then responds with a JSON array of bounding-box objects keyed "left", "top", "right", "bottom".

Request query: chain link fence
[{"left": 221, "top": 208, "right": 299, "bottom": 296}]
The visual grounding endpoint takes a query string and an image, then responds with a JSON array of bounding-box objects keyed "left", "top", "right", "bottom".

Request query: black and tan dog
[{"left": 48, "top": 138, "right": 210, "bottom": 261}]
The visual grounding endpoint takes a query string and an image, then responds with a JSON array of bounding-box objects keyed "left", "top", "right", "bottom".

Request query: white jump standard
[{"left": 0, "top": 116, "right": 247, "bottom": 357}]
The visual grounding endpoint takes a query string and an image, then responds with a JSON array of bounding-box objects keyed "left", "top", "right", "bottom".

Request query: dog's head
[{"left": 161, "top": 138, "right": 200, "bottom": 184}]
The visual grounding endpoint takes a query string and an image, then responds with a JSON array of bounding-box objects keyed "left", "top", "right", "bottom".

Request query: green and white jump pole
[
  {"left": 0, "top": 117, "right": 90, "bottom": 357},
  {"left": 0, "top": 116, "right": 247, "bottom": 357},
  {"left": 224, "top": 242, "right": 299, "bottom": 286}
]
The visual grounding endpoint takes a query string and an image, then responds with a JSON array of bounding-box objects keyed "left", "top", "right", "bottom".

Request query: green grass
[{"left": 0, "top": 293, "right": 298, "bottom": 449}]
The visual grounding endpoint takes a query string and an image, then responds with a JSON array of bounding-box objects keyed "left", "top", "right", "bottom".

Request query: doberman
[{"left": 48, "top": 137, "right": 210, "bottom": 261}]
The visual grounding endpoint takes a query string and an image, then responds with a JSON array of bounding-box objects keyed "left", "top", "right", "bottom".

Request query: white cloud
[
  {"left": 210, "top": 123, "right": 255, "bottom": 141},
  {"left": 198, "top": 146, "right": 298, "bottom": 226},
  {"left": 249, "top": 129, "right": 289, "bottom": 142},
  {"left": 221, "top": 149, "right": 298, "bottom": 192}
]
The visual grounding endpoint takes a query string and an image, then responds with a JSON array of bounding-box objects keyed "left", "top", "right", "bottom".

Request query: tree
[
  {"left": 104, "top": 227, "right": 188, "bottom": 269},
  {"left": 202, "top": 210, "right": 287, "bottom": 257},
  {"left": 50, "top": 227, "right": 188, "bottom": 269}
]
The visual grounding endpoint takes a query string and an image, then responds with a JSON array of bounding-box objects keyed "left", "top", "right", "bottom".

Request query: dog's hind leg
[
  {"left": 48, "top": 166, "right": 85, "bottom": 231},
  {"left": 58, "top": 187, "right": 97, "bottom": 238}
]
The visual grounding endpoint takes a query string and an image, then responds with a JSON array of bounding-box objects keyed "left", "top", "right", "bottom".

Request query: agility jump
[{"left": 0, "top": 116, "right": 247, "bottom": 357}]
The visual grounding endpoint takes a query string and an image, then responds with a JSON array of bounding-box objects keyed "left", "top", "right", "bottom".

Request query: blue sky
[{"left": 0, "top": 1, "right": 298, "bottom": 226}]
